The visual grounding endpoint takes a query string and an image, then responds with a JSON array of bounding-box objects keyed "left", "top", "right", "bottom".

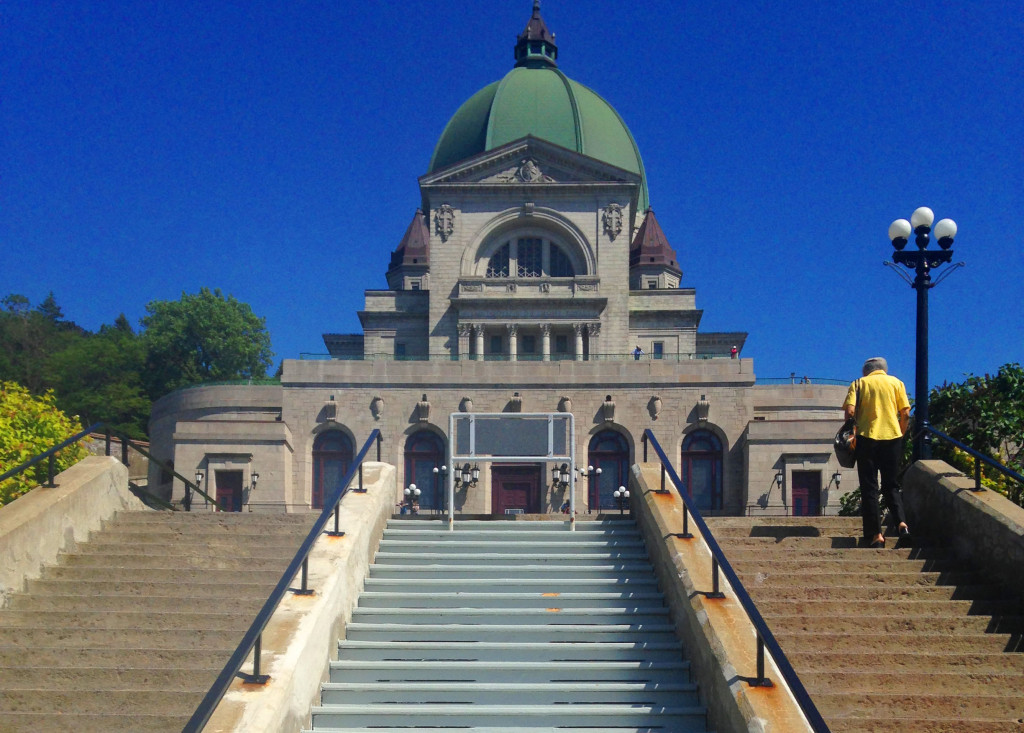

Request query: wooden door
[
  {"left": 215, "top": 470, "right": 243, "bottom": 512},
  {"left": 492, "top": 465, "right": 541, "bottom": 515},
  {"left": 791, "top": 471, "right": 821, "bottom": 516}
]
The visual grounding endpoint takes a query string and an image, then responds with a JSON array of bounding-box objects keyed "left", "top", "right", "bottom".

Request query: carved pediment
[{"left": 419, "top": 136, "right": 641, "bottom": 188}]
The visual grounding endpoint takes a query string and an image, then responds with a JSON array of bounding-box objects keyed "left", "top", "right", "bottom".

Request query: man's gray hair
[{"left": 863, "top": 357, "right": 888, "bottom": 375}]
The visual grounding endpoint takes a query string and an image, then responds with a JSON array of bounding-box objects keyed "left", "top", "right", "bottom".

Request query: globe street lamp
[{"left": 888, "top": 207, "right": 960, "bottom": 460}]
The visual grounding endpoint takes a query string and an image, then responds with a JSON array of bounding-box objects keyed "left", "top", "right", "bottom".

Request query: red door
[
  {"left": 215, "top": 470, "right": 243, "bottom": 512},
  {"left": 492, "top": 465, "right": 542, "bottom": 515},
  {"left": 791, "top": 471, "right": 821, "bottom": 516}
]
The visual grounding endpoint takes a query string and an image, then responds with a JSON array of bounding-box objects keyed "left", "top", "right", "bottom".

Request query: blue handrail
[
  {"left": 642, "top": 429, "right": 830, "bottom": 732},
  {"left": 182, "top": 429, "right": 383, "bottom": 733},
  {"left": 924, "top": 426, "right": 1024, "bottom": 490}
]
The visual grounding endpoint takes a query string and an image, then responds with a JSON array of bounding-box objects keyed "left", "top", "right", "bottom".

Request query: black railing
[
  {"left": 924, "top": 426, "right": 1024, "bottom": 492},
  {"left": 182, "top": 429, "right": 383, "bottom": 733},
  {"left": 0, "top": 422, "right": 213, "bottom": 510},
  {"left": 641, "top": 429, "right": 830, "bottom": 732}
]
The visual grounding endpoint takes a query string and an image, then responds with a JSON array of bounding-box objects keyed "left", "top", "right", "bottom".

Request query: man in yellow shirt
[{"left": 843, "top": 357, "right": 911, "bottom": 548}]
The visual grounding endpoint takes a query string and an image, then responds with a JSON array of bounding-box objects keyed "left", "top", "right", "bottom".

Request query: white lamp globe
[
  {"left": 934, "top": 218, "right": 957, "bottom": 245},
  {"left": 888, "top": 219, "right": 912, "bottom": 242},
  {"left": 910, "top": 207, "right": 935, "bottom": 230}
]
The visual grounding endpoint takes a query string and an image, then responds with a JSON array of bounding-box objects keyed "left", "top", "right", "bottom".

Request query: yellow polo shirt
[{"left": 843, "top": 370, "right": 910, "bottom": 441}]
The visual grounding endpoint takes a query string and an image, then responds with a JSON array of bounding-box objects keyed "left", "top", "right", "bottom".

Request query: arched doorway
[
  {"left": 588, "top": 430, "right": 630, "bottom": 511},
  {"left": 311, "top": 431, "right": 353, "bottom": 509},
  {"left": 404, "top": 431, "right": 446, "bottom": 512},
  {"left": 681, "top": 430, "right": 723, "bottom": 512}
]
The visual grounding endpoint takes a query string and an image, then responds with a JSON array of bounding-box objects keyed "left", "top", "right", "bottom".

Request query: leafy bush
[{"left": 0, "top": 381, "right": 87, "bottom": 507}]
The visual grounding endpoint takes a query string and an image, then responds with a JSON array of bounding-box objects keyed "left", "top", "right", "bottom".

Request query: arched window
[
  {"left": 681, "top": 430, "right": 723, "bottom": 512},
  {"left": 588, "top": 430, "right": 630, "bottom": 511},
  {"left": 312, "top": 431, "right": 353, "bottom": 509},
  {"left": 404, "top": 431, "right": 446, "bottom": 512},
  {"left": 483, "top": 238, "right": 576, "bottom": 278},
  {"left": 486, "top": 243, "right": 509, "bottom": 278}
]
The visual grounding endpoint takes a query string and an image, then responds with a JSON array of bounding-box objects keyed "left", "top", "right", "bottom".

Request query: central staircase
[
  {"left": 305, "top": 517, "right": 711, "bottom": 732},
  {"left": 706, "top": 516, "right": 1024, "bottom": 733}
]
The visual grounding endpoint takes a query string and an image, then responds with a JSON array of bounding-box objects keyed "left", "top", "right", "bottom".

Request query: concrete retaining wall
[
  {"left": 0, "top": 456, "right": 143, "bottom": 608},
  {"left": 630, "top": 462, "right": 813, "bottom": 733},
  {"left": 204, "top": 462, "right": 397, "bottom": 733},
  {"left": 903, "top": 459, "right": 1024, "bottom": 599}
]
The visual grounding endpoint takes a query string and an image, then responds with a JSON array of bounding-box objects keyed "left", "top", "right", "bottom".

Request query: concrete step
[
  {"left": 734, "top": 569, "right": 982, "bottom": 587},
  {"left": 9, "top": 592, "right": 267, "bottom": 613},
  {"left": 773, "top": 631, "right": 1023, "bottom": 655},
  {"left": 0, "top": 646, "right": 234, "bottom": 669},
  {"left": 377, "top": 539, "right": 645, "bottom": 554},
  {"left": 0, "top": 713, "right": 189, "bottom": 733},
  {"left": 0, "top": 610, "right": 258, "bottom": 631},
  {"left": 811, "top": 691, "right": 1024, "bottom": 720},
  {"left": 306, "top": 727, "right": 694, "bottom": 733},
  {"left": 38, "top": 565, "right": 286, "bottom": 585},
  {"left": 309, "top": 703, "right": 708, "bottom": 730},
  {"left": 745, "top": 583, "right": 1010, "bottom": 602},
  {"left": 344, "top": 622, "right": 678, "bottom": 643},
  {"left": 319, "top": 680, "right": 699, "bottom": 706},
  {"left": 108, "top": 510, "right": 313, "bottom": 526},
  {"left": 0, "top": 666, "right": 220, "bottom": 690},
  {"left": 361, "top": 576, "right": 658, "bottom": 592},
  {"left": 355, "top": 591, "right": 667, "bottom": 609},
  {"left": 786, "top": 650, "right": 1024, "bottom": 674},
  {"left": 387, "top": 519, "right": 635, "bottom": 530},
  {"left": 59, "top": 552, "right": 296, "bottom": 570},
  {"left": 335, "top": 640, "right": 683, "bottom": 663},
  {"left": 368, "top": 563, "right": 655, "bottom": 579},
  {"left": 372, "top": 551, "right": 652, "bottom": 565},
  {"left": 382, "top": 528, "right": 642, "bottom": 541},
  {"left": 350, "top": 606, "right": 671, "bottom": 625},
  {"left": 802, "top": 670, "right": 1024, "bottom": 695},
  {"left": 0, "top": 627, "right": 243, "bottom": 649},
  {"left": 328, "top": 659, "right": 691, "bottom": 683},
  {"left": 0, "top": 689, "right": 202, "bottom": 715},
  {"left": 705, "top": 516, "right": 863, "bottom": 529},
  {"left": 25, "top": 577, "right": 283, "bottom": 598},
  {"left": 763, "top": 613, "right": 1024, "bottom": 635},
  {"left": 752, "top": 598, "right": 1022, "bottom": 617},
  {"left": 827, "top": 719, "right": 1024, "bottom": 733},
  {"left": 729, "top": 556, "right": 961, "bottom": 574}
]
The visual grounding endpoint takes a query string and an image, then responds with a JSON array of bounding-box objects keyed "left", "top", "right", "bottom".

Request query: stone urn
[{"left": 370, "top": 394, "right": 384, "bottom": 420}]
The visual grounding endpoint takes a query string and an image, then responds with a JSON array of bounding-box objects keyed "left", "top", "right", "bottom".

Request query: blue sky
[{"left": 3, "top": 1, "right": 1021, "bottom": 388}]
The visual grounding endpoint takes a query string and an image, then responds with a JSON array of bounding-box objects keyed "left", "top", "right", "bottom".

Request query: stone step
[
  {"left": 729, "top": 557, "right": 961, "bottom": 574},
  {"left": 811, "top": 691, "right": 1024, "bottom": 720},
  {"left": 773, "top": 632, "right": 1023, "bottom": 655},
  {"left": 0, "top": 610, "right": 257, "bottom": 631},
  {"left": 382, "top": 528, "right": 641, "bottom": 541},
  {"left": 766, "top": 613, "right": 1024, "bottom": 635},
  {"left": 753, "top": 598, "right": 1022, "bottom": 618},
  {"left": 8, "top": 592, "right": 266, "bottom": 613},
  {"left": 0, "top": 627, "right": 242, "bottom": 649},
  {"left": 0, "top": 666, "right": 220, "bottom": 690},
  {"left": 734, "top": 569, "right": 982, "bottom": 587},
  {"left": 83, "top": 531, "right": 305, "bottom": 546},
  {"left": 25, "top": 577, "right": 284, "bottom": 598},
  {"left": 786, "top": 650, "right": 1024, "bottom": 674},
  {"left": 720, "top": 546, "right": 952, "bottom": 562},
  {"left": 827, "top": 718, "right": 1024, "bottom": 733},
  {"left": 319, "top": 680, "right": 700, "bottom": 706},
  {"left": 344, "top": 622, "right": 678, "bottom": 643},
  {"left": 745, "top": 583, "right": 1010, "bottom": 602},
  {"left": 305, "top": 728, "right": 702, "bottom": 733},
  {"left": 802, "top": 670, "right": 1024, "bottom": 695},
  {"left": 705, "top": 516, "right": 863, "bottom": 529},
  {"left": 0, "top": 646, "right": 233, "bottom": 669},
  {"left": 377, "top": 539, "right": 645, "bottom": 553},
  {"left": 0, "top": 713, "right": 189, "bottom": 733},
  {"left": 57, "top": 552, "right": 294, "bottom": 571},
  {"left": 328, "top": 659, "right": 690, "bottom": 683},
  {"left": 387, "top": 519, "right": 635, "bottom": 530},
  {"left": 108, "top": 511, "right": 313, "bottom": 526},
  {"left": 362, "top": 576, "right": 659, "bottom": 592},
  {"left": 38, "top": 565, "right": 286, "bottom": 585},
  {"left": 0, "top": 689, "right": 201, "bottom": 715}
]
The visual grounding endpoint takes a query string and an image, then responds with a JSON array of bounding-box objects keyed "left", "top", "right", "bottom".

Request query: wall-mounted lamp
[
  {"left": 774, "top": 469, "right": 784, "bottom": 489},
  {"left": 552, "top": 463, "right": 571, "bottom": 488},
  {"left": 194, "top": 470, "right": 204, "bottom": 486},
  {"left": 455, "top": 463, "right": 480, "bottom": 488},
  {"left": 831, "top": 471, "right": 842, "bottom": 489},
  {"left": 251, "top": 471, "right": 260, "bottom": 490}
]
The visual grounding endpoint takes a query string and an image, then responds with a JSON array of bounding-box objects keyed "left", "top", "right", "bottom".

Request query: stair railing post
[
  {"left": 121, "top": 437, "right": 129, "bottom": 466},
  {"left": 45, "top": 454, "right": 56, "bottom": 487},
  {"left": 708, "top": 556, "right": 725, "bottom": 599},
  {"left": 293, "top": 556, "right": 314, "bottom": 596},
  {"left": 376, "top": 432, "right": 382, "bottom": 462},
  {"left": 642, "top": 432, "right": 648, "bottom": 461},
  {"left": 974, "top": 456, "right": 983, "bottom": 491},
  {"left": 105, "top": 428, "right": 112, "bottom": 457},
  {"left": 659, "top": 464, "right": 667, "bottom": 493},
  {"left": 752, "top": 633, "right": 772, "bottom": 687}
]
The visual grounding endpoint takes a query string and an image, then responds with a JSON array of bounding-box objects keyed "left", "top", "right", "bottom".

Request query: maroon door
[
  {"left": 215, "top": 470, "right": 243, "bottom": 512},
  {"left": 791, "top": 471, "right": 821, "bottom": 516},
  {"left": 492, "top": 465, "right": 542, "bottom": 515}
]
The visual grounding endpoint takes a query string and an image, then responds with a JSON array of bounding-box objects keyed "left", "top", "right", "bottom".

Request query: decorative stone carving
[
  {"left": 507, "top": 324, "right": 518, "bottom": 336},
  {"left": 573, "top": 323, "right": 585, "bottom": 336},
  {"left": 648, "top": 395, "right": 662, "bottom": 421},
  {"left": 434, "top": 204, "right": 455, "bottom": 241},
  {"left": 601, "top": 394, "right": 615, "bottom": 423},
  {"left": 323, "top": 395, "right": 337, "bottom": 421},
  {"left": 575, "top": 283, "right": 598, "bottom": 292},
  {"left": 506, "top": 283, "right": 517, "bottom": 292},
  {"left": 587, "top": 323, "right": 601, "bottom": 337},
  {"left": 510, "top": 391, "right": 523, "bottom": 412},
  {"left": 558, "top": 395, "right": 572, "bottom": 413},
  {"left": 461, "top": 283, "right": 483, "bottom": 292},
  {"left": 522, "top": 202, "right": 535, "bottom": 215},
  {"left": 457, "top": 323, "right": 472, "bottom": 337},
  {"left": 459, "top": 396, "right": 473, "bottom": 413},
  {"left": 539, "top": 282, "right": 550, "bottom": 293},
  {"left": 696, "top": 394, "right": 711, "bottom": 422},
  {"left": 370, "top": 395, "right": 384, "bottom": 420},
  {"left": 416, "top": 393, "right": 430, "bottom": 422},
  {"left": 602, "top": 203, "right": 623, "bottom": 240}
]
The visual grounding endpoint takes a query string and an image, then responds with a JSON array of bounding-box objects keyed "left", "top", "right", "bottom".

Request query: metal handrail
[
  {"left": 0, "top": 422, "right": 213, "bottom": 509},
  {"left": 182, "top": 429, "right": 383, "bottom": 733},
  {"left": 924, "top": 426, "right": 1024, "bottom": 491},
  {"left": 641, "top": 429, "right": 830, "bottom": 732}
]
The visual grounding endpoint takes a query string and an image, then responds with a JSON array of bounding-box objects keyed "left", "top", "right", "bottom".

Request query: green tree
[
  {"left": 141, "top": 287, "right": 273, "bottom": 397},
  {"left": 0, "top": 381, "right": 88, "bottom": 507},
  {"left": 930, "top": 363, "right": 1024, "bottom": 506},
  {"left": 0, "top": 293, "right": 84, "bottom": 393}
]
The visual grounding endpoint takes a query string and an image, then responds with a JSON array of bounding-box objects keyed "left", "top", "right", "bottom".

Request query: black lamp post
[{"left": 888, "top": 207, "right": 958, "bottom": 461}]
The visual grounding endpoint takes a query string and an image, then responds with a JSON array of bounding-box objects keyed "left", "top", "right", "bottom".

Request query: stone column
[
  {"left": 507, "top": 324, "right": 518, "bottom": 361},
  {"left": 541, "top": 324, "right": 551, "bottom": 362},
  {"left": 474, "top": 324, "right": 484, "bottom": 362},
  {"left": 587, "top": 323, "right": 601, "bottom": 362},
  {"left": 573, "top": 323, "right": 584, "bottom": 362},
  {"left": 457, "top": 323, "right": 471, "bottom": 361}
]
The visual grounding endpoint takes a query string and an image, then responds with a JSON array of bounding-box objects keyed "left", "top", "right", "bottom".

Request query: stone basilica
[{"left": 149, "top": 3, "right": 849, "bottom": 517}]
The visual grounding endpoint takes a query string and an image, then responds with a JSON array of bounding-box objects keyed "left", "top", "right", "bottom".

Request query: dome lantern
[{"left": 514, "top": 1, "right": 558, "bottom": 68}]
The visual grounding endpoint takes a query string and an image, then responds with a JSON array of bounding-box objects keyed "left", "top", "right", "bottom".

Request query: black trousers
[{"left": 856, "top": 435, "right": 907, "bottom": 539}]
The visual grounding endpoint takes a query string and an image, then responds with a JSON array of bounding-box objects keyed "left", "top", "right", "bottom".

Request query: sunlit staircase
[
  {"left": 305, "top": 517, "right": 710, "bottom": 733},
  {"left": 0, "top": 510, "right": 313, "bottom": 732},
  {"left": 706, "top": 515, "right": 1024, "bottom": 732}
]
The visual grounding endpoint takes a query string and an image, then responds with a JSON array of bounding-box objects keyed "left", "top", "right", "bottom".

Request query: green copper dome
[{"left": 427, "top": 5, "right": 649, "bottom": 212}]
